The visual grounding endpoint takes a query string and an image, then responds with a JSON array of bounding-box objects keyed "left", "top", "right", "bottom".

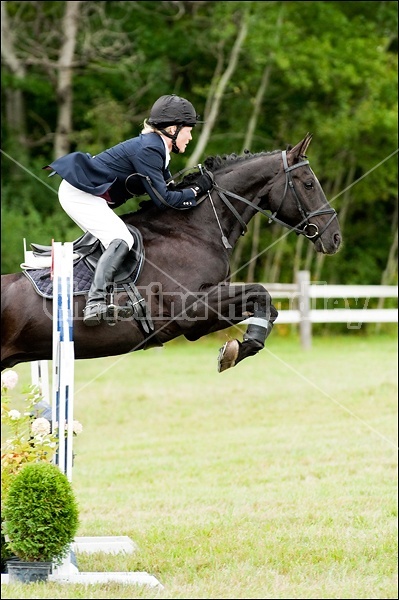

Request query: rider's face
[{"left": 175, "top": 126, "right": 193, "bottom": 153}]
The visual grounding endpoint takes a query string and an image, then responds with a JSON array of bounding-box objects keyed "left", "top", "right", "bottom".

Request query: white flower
[
  {"left": 72, "top": 420, "right": 83, "bottom": 435},
  {"left": 1, "top": 370, "right": 18, "bottom": 390},
  {"left": 64, "top": 420, "right": 83, "bottom": 435},
  {"left": 31, "top": 417, "right": 51, "bottom": 436},
  {"left": 8, "top": 409, "right": 21, "bottom": 420}
]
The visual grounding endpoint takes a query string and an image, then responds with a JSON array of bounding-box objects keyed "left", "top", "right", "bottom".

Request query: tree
[{"left": 1, "top": 1, "right": 397, "bottom": 287}]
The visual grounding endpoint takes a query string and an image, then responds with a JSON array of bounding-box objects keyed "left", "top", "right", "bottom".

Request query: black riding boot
[{"left": 83, "top": 239, "right": 133, "bottom": 326}]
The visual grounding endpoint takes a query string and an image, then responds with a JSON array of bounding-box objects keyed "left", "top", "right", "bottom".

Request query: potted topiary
[{"left": 2, "top": 461, "right": 79, "bottom": 583}]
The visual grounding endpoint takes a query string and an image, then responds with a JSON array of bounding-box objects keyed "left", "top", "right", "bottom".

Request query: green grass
[{"left": 2, "top": 332, "right": 398, "bottom": 599}]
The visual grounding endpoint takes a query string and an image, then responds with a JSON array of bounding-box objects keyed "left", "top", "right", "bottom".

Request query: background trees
[{"left": 1, "top": 0, "right": 397, "bottom": 285}]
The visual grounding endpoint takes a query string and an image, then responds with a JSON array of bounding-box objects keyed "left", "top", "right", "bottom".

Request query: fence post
[{"left": 297, "top": 270, "right": 311, "bottom": 350}]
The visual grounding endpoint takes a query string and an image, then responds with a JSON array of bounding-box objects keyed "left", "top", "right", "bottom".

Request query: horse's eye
[{"left": 304, "top": 181, "right": 314, "bottom": 190}]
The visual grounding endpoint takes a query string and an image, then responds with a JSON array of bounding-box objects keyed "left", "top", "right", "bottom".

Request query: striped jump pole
[
  {"left": 51, "top": 241, "right": 75, "bottom": 481},
  {"left": 28, "top": 243, "right": 160, "bottom": 582}
]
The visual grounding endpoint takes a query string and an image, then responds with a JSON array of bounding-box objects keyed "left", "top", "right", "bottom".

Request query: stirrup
[
  {"left": 106, "top": 303, "right": 133, "bottom": 327},
  {"left": 83, "top": 302, "right": 107, "bottom": 327}
]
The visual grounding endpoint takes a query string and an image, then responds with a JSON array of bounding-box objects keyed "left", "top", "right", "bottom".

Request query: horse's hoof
[{"left": 217, "top": 339, "right": 240, "bottom": 373}]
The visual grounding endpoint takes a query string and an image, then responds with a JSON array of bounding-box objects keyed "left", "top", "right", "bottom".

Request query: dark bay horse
[{"left": 1, "top": 134, "right": 341, "bottom": 372}]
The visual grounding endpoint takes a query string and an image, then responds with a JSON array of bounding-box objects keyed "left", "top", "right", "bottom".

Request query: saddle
[{"left": 22, "top": 224, "right": 154, "bottom": 333}]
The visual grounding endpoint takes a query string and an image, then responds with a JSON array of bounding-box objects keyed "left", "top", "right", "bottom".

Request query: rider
[{"left": 44, "top": 94, "right": 213, "bottom": 326}]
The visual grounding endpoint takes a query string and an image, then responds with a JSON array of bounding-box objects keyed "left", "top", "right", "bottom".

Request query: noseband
[{"left": 208, "top": 151, "right": 337, "bottom": 242}]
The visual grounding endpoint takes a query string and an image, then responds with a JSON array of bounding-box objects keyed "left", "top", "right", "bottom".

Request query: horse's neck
[{"left": 214, "top": 155, "right": 276, "bottom": 245}]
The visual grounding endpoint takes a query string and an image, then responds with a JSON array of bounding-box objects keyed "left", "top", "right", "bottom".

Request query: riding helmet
[{"left": 148, "top": 94, "right": 203, "bottom": 128}]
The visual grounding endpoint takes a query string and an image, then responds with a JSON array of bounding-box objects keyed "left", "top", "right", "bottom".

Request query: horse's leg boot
[{"left": 83, "top": 239, "right": 133, "bottom": 326}]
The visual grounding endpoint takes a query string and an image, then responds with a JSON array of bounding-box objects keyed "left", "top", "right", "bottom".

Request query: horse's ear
[{"left": 288, "top": 133, "right": 313, "bottom": 158}]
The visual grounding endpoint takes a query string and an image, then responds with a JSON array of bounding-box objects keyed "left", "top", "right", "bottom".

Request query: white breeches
[{"left": 58, "top": 179, "right": 134, "bottom": 250}]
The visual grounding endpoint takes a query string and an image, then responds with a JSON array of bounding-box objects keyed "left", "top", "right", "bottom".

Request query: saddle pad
[{"left": 23, "top": 257, "right": 142, "bottom": 300}]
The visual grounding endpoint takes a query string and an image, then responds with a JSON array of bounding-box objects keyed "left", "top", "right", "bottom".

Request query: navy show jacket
[{"left": 44, "top": 132, "right": 197, "bottom": 210}]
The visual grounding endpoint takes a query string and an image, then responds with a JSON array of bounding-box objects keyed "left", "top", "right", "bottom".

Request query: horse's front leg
[
  {"left": 217, "top": 314, "right": 274, "bottom": 373},
  {"left": 216, "top": 283, "right": 277, "bottom": 372},
  {"left": 182, "top": 283, "right": 278, "bottom": 372}
]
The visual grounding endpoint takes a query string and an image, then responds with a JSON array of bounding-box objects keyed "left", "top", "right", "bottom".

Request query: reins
[{"left": 128, "top": 151, "right": 337, "bottom": 246}]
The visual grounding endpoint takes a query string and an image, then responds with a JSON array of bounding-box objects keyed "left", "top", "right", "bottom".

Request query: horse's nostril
[{"left": 334, "top": 233, "right": 341, "bottom": 248}]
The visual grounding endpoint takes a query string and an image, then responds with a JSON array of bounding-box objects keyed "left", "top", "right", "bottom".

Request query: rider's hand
[{"left": 192, "top": 173, "right": 213, "bottom": 197}]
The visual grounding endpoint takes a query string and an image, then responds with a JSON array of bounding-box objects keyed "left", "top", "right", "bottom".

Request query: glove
[{"left": 193, "top": 172, "right": 213, "bottom": 196}]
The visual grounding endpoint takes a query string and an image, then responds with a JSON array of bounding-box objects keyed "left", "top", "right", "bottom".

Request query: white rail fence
[{"left": 239, "top": 270, "right": 398, "bottom": 349}]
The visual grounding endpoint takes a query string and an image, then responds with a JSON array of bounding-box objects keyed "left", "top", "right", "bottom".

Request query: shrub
[{"left": 2, "top": 462, "right": 79, "bottom": 565}]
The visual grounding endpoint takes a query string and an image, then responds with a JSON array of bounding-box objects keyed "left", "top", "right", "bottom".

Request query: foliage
[
  {"left": 1, "top": 371, "right": 58, "bottom": 504},
  {"left": 1, "top": 0, "right": 397, "bottom": 284},
  {"left": 2, "top": 461, "right": 79, "bottom": 564},
  {"left": 0, "top": 193, "right": 82, "bottom": 275},
  {"left": 1, "top": 369, "right": 82, "bottom": 569}
]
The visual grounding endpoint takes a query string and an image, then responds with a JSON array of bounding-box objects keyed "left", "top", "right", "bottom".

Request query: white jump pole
[
  {"left": 52, "top": 241, "right": 75, "bottom": 481},
  {"left": 25, "top": 243, "right": 162, "bottom": 585},
  {"left": 30, "top": 360, "right": 50, "bottom": 405}
]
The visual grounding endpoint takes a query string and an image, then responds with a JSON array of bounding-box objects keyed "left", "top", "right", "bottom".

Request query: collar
[{"left": 159, "top": 134, "right": 171, "bottom": 168}]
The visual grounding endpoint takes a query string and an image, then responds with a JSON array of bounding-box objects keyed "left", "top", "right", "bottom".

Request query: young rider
[{"left": 45, "top": 95, "right": 213, "bottom": 326}]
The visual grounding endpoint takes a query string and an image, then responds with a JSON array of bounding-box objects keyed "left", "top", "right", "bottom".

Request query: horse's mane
[
  {"left": 203, "top": 149, "right": 279, "bottom": 173},
  {"left": 134, "top": 149, "right": 280, "bottom": 215}
]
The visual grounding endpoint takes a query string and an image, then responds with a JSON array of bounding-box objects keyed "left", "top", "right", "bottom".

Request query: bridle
[{"left": 202, "top": 150, "right": 337, "bottom": 242}]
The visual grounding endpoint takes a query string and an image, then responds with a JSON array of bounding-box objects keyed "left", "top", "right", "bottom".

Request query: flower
[
  {"left": 53, "top": 420, "right": 84, "bottom": 436},
  {"left": 31, "top": 417, "right": 51, "bottom": 436},
  {"left": 1, "top": 370, "right": 83, "bottom": 507},
  {"left": 1, "top": 373, "right": 59, "bottom": 504},
  {"left": 8, "top": 410, "right": 21, "bottom": 420},
  {"left": 1, "top": 371, "right": 18, "bottom": 391},
  {"left": 72, "top": 420, "right": 83, "bottom": 435},
  {"left": 1, "top": 370, "right": 83, "bottom": 567}
]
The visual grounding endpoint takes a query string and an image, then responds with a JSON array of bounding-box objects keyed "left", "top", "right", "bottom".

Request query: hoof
[{"left": 217, "top": 339, "right": 240, "bottom": 373}]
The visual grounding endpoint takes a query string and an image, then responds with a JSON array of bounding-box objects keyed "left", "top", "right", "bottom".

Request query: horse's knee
[{"left": 245, "top": 285, "right": 275, "bottom": 317}]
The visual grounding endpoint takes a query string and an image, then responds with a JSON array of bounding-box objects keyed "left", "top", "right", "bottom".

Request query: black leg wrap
[{"left": 243, "top": 311, "right": 272, "bottom": 347}]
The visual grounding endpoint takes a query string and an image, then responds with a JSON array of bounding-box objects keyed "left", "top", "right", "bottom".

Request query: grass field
[{"left": 2, "top": 332, "right": 398, "bottom": 599}]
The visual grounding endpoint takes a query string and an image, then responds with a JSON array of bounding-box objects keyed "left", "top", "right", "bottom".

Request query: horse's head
[{"left": 263, "top": 134, "right": 341, "bottom": 255}]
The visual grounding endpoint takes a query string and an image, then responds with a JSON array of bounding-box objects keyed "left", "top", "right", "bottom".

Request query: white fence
[{"left": 239, "top": 270, "right": 398, "bottom": 349}]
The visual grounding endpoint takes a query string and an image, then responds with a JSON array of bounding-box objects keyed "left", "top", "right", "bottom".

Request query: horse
[{"left": 1, "top": 134, "right": 341, "bottom": 373}]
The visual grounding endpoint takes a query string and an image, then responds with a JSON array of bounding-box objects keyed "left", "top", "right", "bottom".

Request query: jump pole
[
  {"left": 30, "top": 360, "right": 50, "bottom": 405},
  {"left": 48, "top": 243, "right": 159, "bottom": 586},
  {"left": 19, "top": 243, "right": 163, "bottom": 588},
  {"left": 51, "top": 241, "right": 75, "bottom": 481}
]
